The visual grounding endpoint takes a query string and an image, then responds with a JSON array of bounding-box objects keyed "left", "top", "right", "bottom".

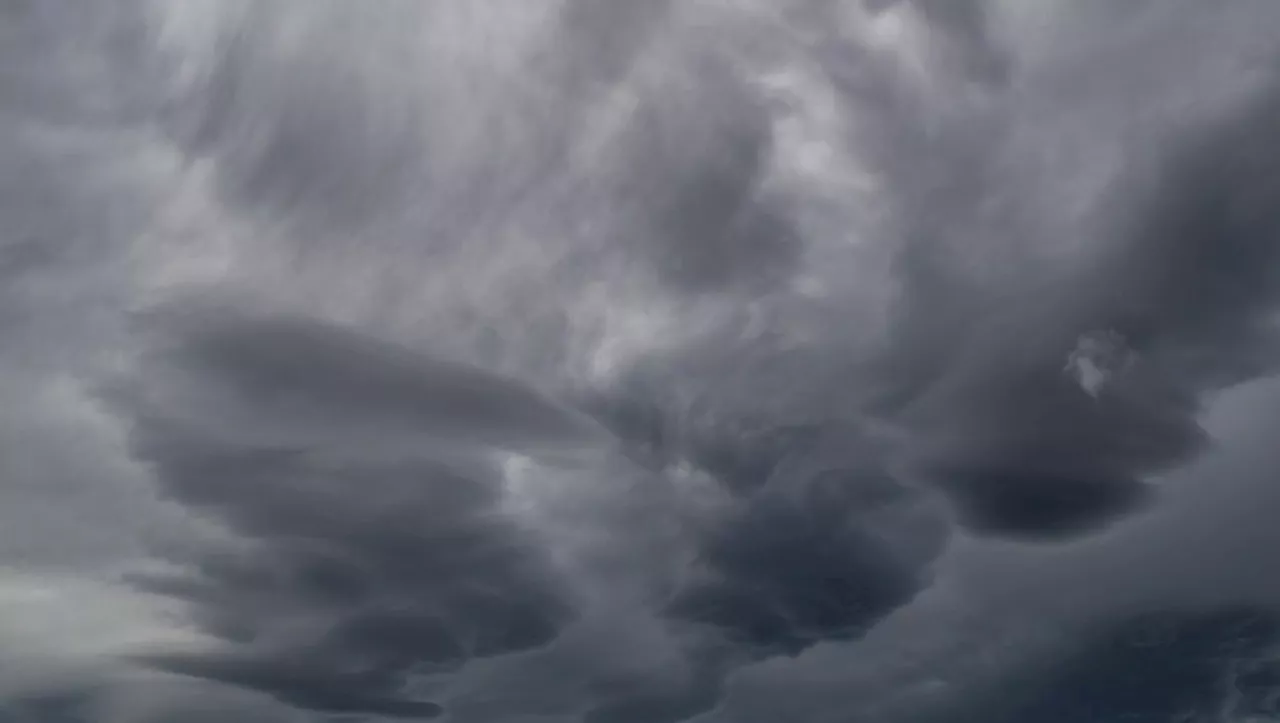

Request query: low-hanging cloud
[
  {"left": 7, "top": 0, "right": 1280, "bottom": 721},
  {"left": 108, "top": 304, "right": 601, "bottom": 719}
]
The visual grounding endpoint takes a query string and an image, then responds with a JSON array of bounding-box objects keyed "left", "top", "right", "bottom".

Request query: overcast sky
[{"left": 4, "top": 1, "right": 1280, "bottom": 721}]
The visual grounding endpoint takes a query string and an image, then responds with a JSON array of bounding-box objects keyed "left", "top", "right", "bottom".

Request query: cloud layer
[{"left": 5, "top": 1, "right": 1280, "bottom": 721}]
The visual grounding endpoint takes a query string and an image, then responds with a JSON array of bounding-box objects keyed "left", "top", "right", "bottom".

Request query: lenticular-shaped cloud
[
  {"left": 122, "top": 301, "right": 609, "bottom": 456},
  {"left": 106, "top": 300, "right": 946, "bottom": 721},
  {"left": 110, "top": 307, "right": 594, "bottom": 719}
]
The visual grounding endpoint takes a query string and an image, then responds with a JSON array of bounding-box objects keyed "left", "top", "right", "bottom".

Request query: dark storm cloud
[
  {"left": 567, "top": 2, "right": 1192, "bottom": 670},
  {"left": 1091, "top": 88, "right": 1280, "bottom": 383},
  {"left": 891, "top": 75, "right": 1280, "bottom": 539},
  {"left": 802, "top": 2, "right": 1196, "bottom": 539},
  {"left": 583, "top": 0, "right": 1160, "bottom": 548},
  {"left": 567, "top": 6, "right": 1280, "bottom": 690},
  {"left": 107, "top": 302, "right": 942, "bottom": 721},
  {"left": 584, "top": 361, "right": 949, "bottom": 655},
  {"left": 143, "top": 0, "right": 939, "bottom": 683},
  {"left": 110, "top": 305, "right": 589, "bottom": 720},
  {"left": 10, "top": 1, "right": 1280, "bottom": 721},
  {"left": 663, "top": 491, "right": 926, "bottom": 653},
  {"left": 125, "top": 301, "right": 607, "bottom": 454},
  {"left": 983, "top": 607, "right": 1280, "bottom": 723},
  {"left": 793, "top": 17, "right": 1277, "bottom": 542}
]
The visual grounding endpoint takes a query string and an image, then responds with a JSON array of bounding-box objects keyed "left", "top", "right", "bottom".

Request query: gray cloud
[
  {"left": 109, "top": 306, "right": 590, "bottom": 719},
  {"left": 662, "top": 486, "right": 933, "bottom": 652},
  {"left": 0, "top": 1, "right": 184, "bottom": 572},
  {"left": 167, "top": 2, "right": 429, "bottom": 234},
  {"left": 988, "top": 606, "right": 1280, "bottom": 723},
  {"left": 609, "top": 49, "right": 801, "bottom": 294},
  {"left": 891, "top": 73, "right": 1280, "bottom": 539},
  {"left": 8, "top": 1, "right": 1280, "bottom": 721},
  {"left": 122, "top": 301, "right": 608, "bottom": 455}
]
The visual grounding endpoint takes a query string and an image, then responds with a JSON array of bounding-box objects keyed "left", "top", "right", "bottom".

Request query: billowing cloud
[
  {"left": 107, "top": 305, "right": 594, "bottom": 719},
  {"left": 7, "top": 1, "right": 1280, "bottom": 721}
]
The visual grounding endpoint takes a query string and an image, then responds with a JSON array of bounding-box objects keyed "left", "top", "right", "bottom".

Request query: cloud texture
[{"left": 5, "top": 0, "right": 1280, "bottom": 721}]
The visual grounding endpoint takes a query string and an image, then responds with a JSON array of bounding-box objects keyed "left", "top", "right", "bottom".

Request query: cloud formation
[
  {"left": 6, "top": 0, "right": 1280, "bottom": 721},
  {"left": 109, "top": 305, "right": 596, "bottom": 718},
  {"left": 993, "top": 606, "right": 1280, "bottom": 723}
]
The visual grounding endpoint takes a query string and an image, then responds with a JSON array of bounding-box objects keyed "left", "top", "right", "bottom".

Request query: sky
[{"left": 4, "top": 1, "right": 1280, "bottom": 721}]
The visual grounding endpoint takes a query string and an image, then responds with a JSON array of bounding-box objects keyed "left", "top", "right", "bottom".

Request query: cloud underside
[
  {"left": 987, "top": 607, "right": 1280, "bottom": 723},
  {"left": 6, "top": 1, "right": 1280, "bottom": 721}
]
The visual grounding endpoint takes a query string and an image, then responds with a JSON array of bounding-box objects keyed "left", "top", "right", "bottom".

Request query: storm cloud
[
  {"left": 6, "top": 0, "right": 1280, "bottom": 721},
  {"left": 109, "top": 305, "right": 591, "bottom": 718}
]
